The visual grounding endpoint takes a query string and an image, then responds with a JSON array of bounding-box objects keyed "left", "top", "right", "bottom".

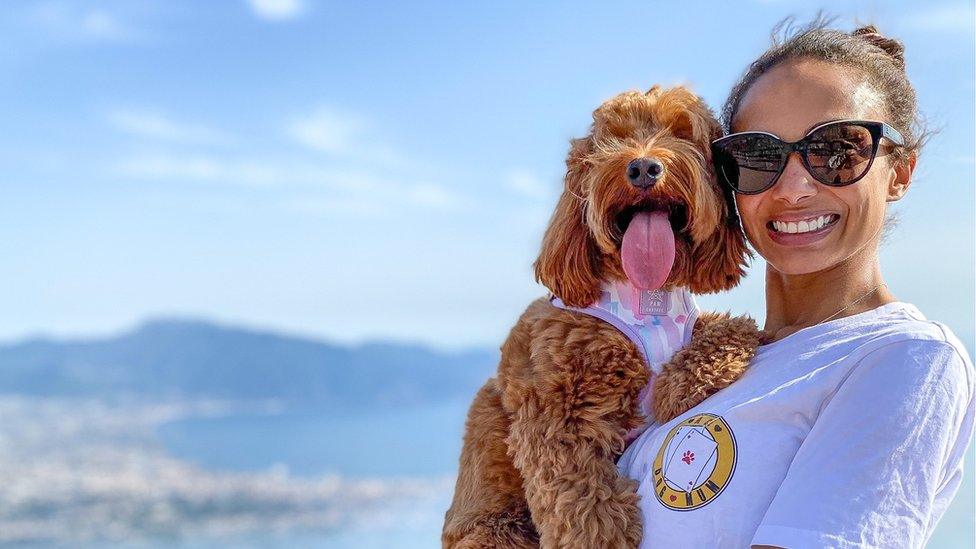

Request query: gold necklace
[
  {"left": 818, "top": 282, "right": 888, "bottom": 325},
  {"left": 763, "top": 282, "right": 888, "bottom": 344}
]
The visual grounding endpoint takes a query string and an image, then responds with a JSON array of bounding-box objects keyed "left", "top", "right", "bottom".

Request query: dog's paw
[
  {"left": 650, "top": 313, "right": 761, "bottom": 423},
  {"left": 540, "top": 476, "right": 642, "bottom": 549}
]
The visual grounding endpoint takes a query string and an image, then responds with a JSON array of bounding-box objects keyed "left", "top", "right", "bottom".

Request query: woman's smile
[{"left": 765, "top": 211, "right": 841, "bottom": 246}]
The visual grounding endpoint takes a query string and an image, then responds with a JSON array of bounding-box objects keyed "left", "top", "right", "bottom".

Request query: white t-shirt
[{"left": 616, "top": 301, "right": 975, "bottom": 549}]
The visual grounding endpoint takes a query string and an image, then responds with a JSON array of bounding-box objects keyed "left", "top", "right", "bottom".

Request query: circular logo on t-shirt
[{"left": 651, "top": 413, "right": 736, "bottom": 511}]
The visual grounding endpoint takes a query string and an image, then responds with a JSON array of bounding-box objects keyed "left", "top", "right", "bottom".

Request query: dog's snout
[{"left": 626, "top": 158, "right": 665, "bottom": 189}]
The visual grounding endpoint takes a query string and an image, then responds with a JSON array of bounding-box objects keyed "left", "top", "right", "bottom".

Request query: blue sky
[{"left": 0, "top": 0, "right": 973, "bottom": 351}]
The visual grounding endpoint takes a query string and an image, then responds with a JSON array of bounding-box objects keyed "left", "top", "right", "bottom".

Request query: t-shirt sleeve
[{"left": 750, "top": 338, "right": 976, "bottom": 549}]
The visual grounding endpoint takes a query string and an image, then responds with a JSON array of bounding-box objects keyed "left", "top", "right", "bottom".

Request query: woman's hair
[{"left": 722, "top": 16, "right": 929, "bottom": 165}]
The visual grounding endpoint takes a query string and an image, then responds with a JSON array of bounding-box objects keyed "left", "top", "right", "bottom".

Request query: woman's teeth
[{"left": 770, "top": 214, "right": 839, "bottom": 234}]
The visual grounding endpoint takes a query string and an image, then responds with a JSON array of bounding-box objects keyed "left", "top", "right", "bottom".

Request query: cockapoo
[{"left": 442, "top": 86, "right": 761, "bottom": 548}]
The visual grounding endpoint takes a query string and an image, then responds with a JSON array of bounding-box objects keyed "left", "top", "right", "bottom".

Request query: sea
[{"left": 151, "top": 400, "right": 470, "bottom": 549}]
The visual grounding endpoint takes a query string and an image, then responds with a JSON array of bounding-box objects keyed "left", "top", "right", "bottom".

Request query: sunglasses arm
[{"left": 881, "top": 124, "right": 905, "bottom": 146}]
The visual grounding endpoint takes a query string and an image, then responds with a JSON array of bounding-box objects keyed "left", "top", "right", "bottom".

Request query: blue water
[
  {"left": 152, "top": 400, "right": 474, "bottom": 548},
  {"left": 156, "top": 400, "right": 471, "bottom": 478}
]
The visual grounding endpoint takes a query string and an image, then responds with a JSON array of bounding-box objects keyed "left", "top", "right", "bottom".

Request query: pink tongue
[{"left": 621, "top": 211, "right": 675, "bottom": 291}]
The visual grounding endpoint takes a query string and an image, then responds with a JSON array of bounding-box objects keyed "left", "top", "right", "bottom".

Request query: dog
[{"left": 442, "top": 86, "right": 760, "bottom": 548}]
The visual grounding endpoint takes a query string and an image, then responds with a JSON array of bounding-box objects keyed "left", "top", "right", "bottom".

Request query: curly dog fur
[{"left": 443, "top": 86, "right": 761, "bottom": 548}]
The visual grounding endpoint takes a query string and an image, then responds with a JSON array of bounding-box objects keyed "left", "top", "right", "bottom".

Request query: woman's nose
[{"left": 769, "top": 152, "right": 817, "bottom": 204}]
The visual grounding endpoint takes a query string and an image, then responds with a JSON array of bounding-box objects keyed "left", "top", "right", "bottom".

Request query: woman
[{"left": 616, "top": 21, "right": 975, "bottom": 548}]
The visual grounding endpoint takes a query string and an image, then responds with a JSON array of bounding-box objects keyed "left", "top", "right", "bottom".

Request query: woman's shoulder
[
  {"left": 768, "top": 301, "right": 969, "bottom": 370},
  {"left": 847, "top": 302, "right": 974, "bottom": 399},
  {"left": 852, "top": 301, "right": 970, "bottom": 358}
]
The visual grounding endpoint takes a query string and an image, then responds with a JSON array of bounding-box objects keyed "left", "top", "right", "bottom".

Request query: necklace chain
[{"left": 818, "top": 282, "right": 887, "bottom": 325}]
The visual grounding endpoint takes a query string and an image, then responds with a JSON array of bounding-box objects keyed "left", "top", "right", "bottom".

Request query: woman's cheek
[{"left": 735, "top": 196, "right": 763, "bottom": 247}]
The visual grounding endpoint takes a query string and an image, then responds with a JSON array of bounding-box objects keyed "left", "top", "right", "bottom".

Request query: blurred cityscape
[{"left": 0, "top": 320, "right": 491, "bottom": 547}]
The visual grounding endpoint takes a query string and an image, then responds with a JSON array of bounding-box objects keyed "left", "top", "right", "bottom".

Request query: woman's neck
[{"left": 762, "top": 256, "right": 896, "bottom": 344}]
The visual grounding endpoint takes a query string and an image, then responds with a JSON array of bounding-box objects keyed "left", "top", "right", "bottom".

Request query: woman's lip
[{"left": 766, "top": 215, "right": 840, "bottom": 246}]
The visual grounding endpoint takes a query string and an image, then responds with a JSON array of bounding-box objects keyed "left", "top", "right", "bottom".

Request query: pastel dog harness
[{"left": 550, "top": 280, "right": 699, "bottom": 441}]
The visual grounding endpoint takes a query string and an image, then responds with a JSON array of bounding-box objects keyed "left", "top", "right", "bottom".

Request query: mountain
[{"left": 0, "top": 319, "right": 498, "bottom": 409}]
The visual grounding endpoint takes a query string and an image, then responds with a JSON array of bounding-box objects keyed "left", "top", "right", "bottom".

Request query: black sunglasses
[{"left": 711, "top": 119, "right": 905, "bottom": 195}]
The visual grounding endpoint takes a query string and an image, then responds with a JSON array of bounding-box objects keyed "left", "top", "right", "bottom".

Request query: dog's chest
[{"left": 550, "top": 282, "right": 699, "bottom": 440}]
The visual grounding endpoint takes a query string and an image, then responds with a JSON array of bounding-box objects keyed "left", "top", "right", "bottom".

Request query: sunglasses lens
[
  {"left": 714, "top": 134, "right": 786, "bottom": 193},
  {"left": 804, "top": 123, "right": 875, "bottom": 185}
]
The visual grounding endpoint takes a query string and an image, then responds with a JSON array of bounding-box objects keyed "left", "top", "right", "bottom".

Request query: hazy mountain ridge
[{"left": 0, "top": 319, "right": 498, "bottom": 409}]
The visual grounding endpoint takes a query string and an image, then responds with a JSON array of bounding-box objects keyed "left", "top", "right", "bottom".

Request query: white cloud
[
  {"left": 113, "top": 153, "right": 280, "bottom": 188},
  {"left": 110, "top": 103, "right": 463, "bottom": 214},
  {"left": 286, "top": 105, "right": 410, "bottom": 167},
  {"left": 281, "top": 196, "right": 388, "bottom": 216},
  {"left": 80, "top": 10, "right": 125, "bottom": 38},
  {"left": 30, "top": 2, "right": 143, "bottom": 42},
  {"left": 108, "top": 109, "right": 235, "bottom": 146},
  {"left": 247, "top": 0, "right": 307, "bottom": 21},
  {"left": 406, "top": 183, "right": 460, "bottom": 208},
  {"left": 288, "top": 106, "right": 365, "bottom": 155},
  {"left": 900, "top": 4, "right": 975, "bottom": 33},
  {"left": 111, "top": 152, "right": 464, "bottom": 210},
  {"left": 505, "top": 170, "right": 553, "bottom": 200}
]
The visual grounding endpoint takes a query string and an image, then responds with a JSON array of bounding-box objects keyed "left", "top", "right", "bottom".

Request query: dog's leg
[
  {"left": 503, "top": 338, "right": 645, "bottom": 549},
  {"left": 651, "top": 311, "right": 761, "bottom": 423},
  {"left": 442, "top": 379, "right": 540, "bottom": 549}
]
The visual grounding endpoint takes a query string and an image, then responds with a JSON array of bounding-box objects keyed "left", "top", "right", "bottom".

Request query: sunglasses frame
[{"left": 712, "top": 119, "right": 906, "bottom": 195}]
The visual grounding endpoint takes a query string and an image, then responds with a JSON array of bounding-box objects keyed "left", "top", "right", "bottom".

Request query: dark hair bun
[{"left": 852, "top": 25, "right": 905, "bottom": 68}]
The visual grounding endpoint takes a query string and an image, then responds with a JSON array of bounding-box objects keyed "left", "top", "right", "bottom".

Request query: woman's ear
[
  {"left": 533, "top": 137, "right": 603, "bottom": 307},
  {"left": 887, "top": 152, "right": 916, "bottom": 202}
]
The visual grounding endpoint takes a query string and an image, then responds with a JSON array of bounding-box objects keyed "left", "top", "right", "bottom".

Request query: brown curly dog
[{"left": 442, "top": 86, "right": 761, "bottom": 548}]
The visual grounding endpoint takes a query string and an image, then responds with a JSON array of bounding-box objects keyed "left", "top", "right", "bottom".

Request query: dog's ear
[
  {"left": 687, "top": 181, "right": 752, "bottom": 294},
  {"left": 662, "top": 87, "right": 751, "bottom": 293},
  {"left": 663, "top": 88, "right": 724, "bottom": 163},
  {"left": 533, "top": 137, "right": 602, "bottom": 307}
]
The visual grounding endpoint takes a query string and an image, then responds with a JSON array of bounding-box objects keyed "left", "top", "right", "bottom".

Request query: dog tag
[{"left": 639, "top": 289, "right": 670, "bottom": 316}]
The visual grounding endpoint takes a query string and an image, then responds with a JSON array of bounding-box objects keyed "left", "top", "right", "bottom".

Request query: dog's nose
[{"left": 627, "top": 158, "right": 665, "bottom": 189}]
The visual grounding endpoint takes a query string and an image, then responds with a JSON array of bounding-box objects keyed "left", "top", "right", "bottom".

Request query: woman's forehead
[{"left": 731, "top": 60, "right": 886, "bottom": 139}]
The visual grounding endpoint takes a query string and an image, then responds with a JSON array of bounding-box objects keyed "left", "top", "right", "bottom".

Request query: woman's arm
[{"left": 749, "top": 338, "right": 975, "bottom": 549}]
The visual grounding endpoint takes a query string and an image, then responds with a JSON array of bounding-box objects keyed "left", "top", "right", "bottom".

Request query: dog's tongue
[{"left": 621, "top": 211, "right": 675, "bottom": 291}]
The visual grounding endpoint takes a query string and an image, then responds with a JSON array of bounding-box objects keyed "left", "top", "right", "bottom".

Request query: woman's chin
[{"left": 764, "top": 254, "right": 837, "bottom": 276}]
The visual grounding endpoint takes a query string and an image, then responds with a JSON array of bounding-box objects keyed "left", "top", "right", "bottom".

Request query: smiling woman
[
  {"left": 614, "top": 19, "right": 975, "bottom": 549},
  {"left": 726, "top": 61, "right": 915, "bottom": 298}
]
